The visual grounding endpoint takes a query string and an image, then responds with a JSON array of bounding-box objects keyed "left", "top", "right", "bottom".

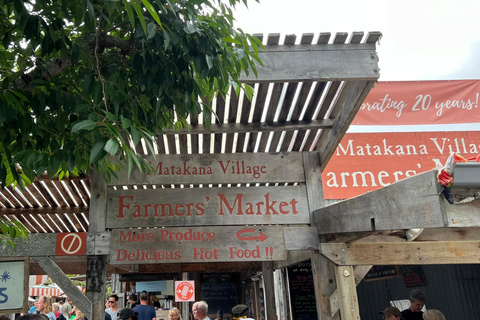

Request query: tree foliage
[{"left": 0, "top": 0, "right": 261, "bottom": 244}]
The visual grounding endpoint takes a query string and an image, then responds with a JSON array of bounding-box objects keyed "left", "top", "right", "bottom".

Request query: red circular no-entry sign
[{"left": 56, "top": 233, "right": 87, "bottom": 256}]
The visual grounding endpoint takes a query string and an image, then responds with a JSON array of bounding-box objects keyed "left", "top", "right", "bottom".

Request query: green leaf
[
  {"left": 90, "top": 139, "right": 108, "bottom": 163},
  {"left": 146, "top": 22, "right": 156, "bottom": 40},
  {"left": 104, "top": 138, "right": 120, "bottom": 155},
  {"left": 131, "top": 0, "right": 147, "bottom": 35},
  {"left": 122, "top": 0, "right": 136, "bottom": 29},
  {"left": 72, "top": 120, "right": 97, "bottom": 133},
  {"left": 140, "top": 0, "right": 162, "bottom": 27}
]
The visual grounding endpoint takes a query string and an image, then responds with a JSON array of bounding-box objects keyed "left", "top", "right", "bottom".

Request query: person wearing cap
[
  {"left": 192, "top": 301, "right": 210, "bottom": 320},
  {"left": 215, "top": 310, "right": 223, "bottom": 320},
  {"left": 231, "top": 305, "right": 254, "bottom": 320},
  {"left": 117, "top": 308, "right": 138, "bottom": 320},
  {"left": 401, "top": 290, "right": 426, "bottom": 320},
  {"left": 379, "top": 307, "right": 403, "bottom": 320}
]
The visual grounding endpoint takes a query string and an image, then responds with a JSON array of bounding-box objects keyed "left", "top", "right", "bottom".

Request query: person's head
[
  {"left": 379, "top": 307, "right": 403, "bottom": 320},
  {"left": 129, "top": 294, "right": 137, "bottom": 303},
  {"left": 139, "top": 291, "right": 148, "bottom": 302},
  {"left": 0, "top": 315, "right": 11, "bottom": 320},
  {"left": 59, "top": 300, "right": 64, "bottom": 306},
  {"left": 423, "top": 309, "right": 446, "bottom": 320},
  {"left": 75, "top": 309, "right": 85, "bottom": 320},
  {"left": 232, "top": 304, "right": 249, "bottom": 319},
  {"left": 192, "top": 301, "right": 208, "bottom": 319},
  {"left": 409, "top": 290, "right": 426, "bottom": 312},
  {"left": 169, "top": 307, "right": 182, "bottom": 320},
  {"left": 108, "top": 294, "right": 119, "bottom": 309},
  {"left": 38, "top": 295, "right": 53, "bottom": 314},
  {"left": 52, "top": 302, "right": 60, "bottom": 313},
  {"left": 117, "top": 308, "right": 138, "bottom": 320},
  {"left": 68, "top": 298, "right": 73, "bottom": 305},
  {"left": 216, "top": 310, "right": 223, "bottom": 319}
]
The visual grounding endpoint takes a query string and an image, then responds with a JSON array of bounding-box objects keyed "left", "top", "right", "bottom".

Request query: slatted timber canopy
[{"left": 0, "top": 31, "right": 381, "bottom": 274}]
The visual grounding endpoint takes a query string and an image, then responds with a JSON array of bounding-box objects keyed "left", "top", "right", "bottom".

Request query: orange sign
[
  {"left": 322, "top": 131, "right": 480, "bottom": 199},
  {"left": 56, "top": 233, "right": 87, "bottom": 256},
  {"left": 353, "top": 80, "right": 480, "bottom": 126},
  {"left": 175, "top": 281, "right": 195, "bottom": 302}
]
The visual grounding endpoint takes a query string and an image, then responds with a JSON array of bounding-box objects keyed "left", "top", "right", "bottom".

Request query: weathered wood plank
[
  {"left": 107, "top": 185, "right": 309, "bottom": 228},
  {"left": 110, "top": 226, "right": 286, "bottom": 264},
  {"left": 284, "top": 227, "right": 319, "bottom": 250},
  {"left": 273, "top": 250, "right": 311, "bottom": 269},
  {"left": 316, "top": 80, "right": 377, "bottom": 171},
  {"left": 262, "top": 261, "right": 277, "bottom": 320},
  {"left": 335, "top": 266, "right": 360, "bottom": 320},
  {"left": 445, "top": 199, "right": 480, "bottom": 227},
  {"left": 33, "top": 257, "right": 92, "bottom": 319},
  {"left": 314, "top": 170, "right": 447, "bottom": 234},
  {"left": 111, "top": 152, "right": 305, "bottom": 185},
  {"left": 320, "top": 240, "right": 480, "bottom": 265},
  {"left": 240, "top": 45, "right": 379, "bottom": 82}
]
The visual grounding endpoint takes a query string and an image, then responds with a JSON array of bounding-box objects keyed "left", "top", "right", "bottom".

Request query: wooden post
[
  {"left": 274, "top": 269, "right": 288, "bottom": 319},
  {"left": 262, "top": 261, "right": 276, "bottom": 320},
  {"left": 86, "top": 171, "right": 108, "bottom": 320},
  {"left": 335, "top": 266, "right": 360, "bottom": 320}
]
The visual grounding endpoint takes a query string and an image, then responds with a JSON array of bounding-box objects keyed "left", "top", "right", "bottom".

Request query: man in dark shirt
[{"left": 401, "top": 289, "right": 426, "bottom": 320}]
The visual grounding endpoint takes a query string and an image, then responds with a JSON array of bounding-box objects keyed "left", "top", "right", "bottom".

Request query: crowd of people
[{"left": 379, "top": 289, "right": 447, "bottom": 320}]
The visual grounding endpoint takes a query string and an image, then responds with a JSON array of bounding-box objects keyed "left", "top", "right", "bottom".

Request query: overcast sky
[{"left": 232, "top": 0, "right": 480, "bottom": 81}]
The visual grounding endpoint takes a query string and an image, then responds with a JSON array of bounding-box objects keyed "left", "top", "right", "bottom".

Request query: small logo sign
[
  {"left": 56, "top": 233, "right": 87, "bottom": 256},
  {"left": 175, "top": 281, "right": 195, "bottom": 302}
]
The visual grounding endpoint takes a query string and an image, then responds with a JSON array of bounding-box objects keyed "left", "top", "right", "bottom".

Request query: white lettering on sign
[{"left": 110, "top": 226, "right": 286, "bottom": 264}]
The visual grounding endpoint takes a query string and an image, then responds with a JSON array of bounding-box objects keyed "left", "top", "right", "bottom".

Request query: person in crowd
[
  {"left": 231, "top": 305, "right": 253, "bottom": 320},
  {"left": 72, "top": 309, "right": 84, "bottom": 320},
  {"left": 117, "top": 308, "right": 138, "bottom": 320},
  {"left": 133, "top": 291, "right": 156, "bottom": 320},
  {"left": 29, "top": 299, "right": 39, "bottom": 314},
  {"left": 401, "top": 290, "right": 426, "bottom": 320},
  {"left": 422, "top": 309, "right": 446, "bottom": 320},
  {"left": 215, "top": 311, "right": 223, "bottom": 320},
  {"left": 128, "top": 295, "right": 138, "bottom": 309},
  {"left": 106, "top": 294, "right": 120, "bottom": 320},
  {"left": 0, "top": 315, "right": 10, "bottom": 320},
  {"left": 52, "top": 303, "right": 66, "bottom": 320},
  {"left": 379, "top": 307, "right": 403, "bottom": 320},
  {"left": 168, "top": 307, "right": 182, "bottom": 320},
  {"left": 37, "top": 295, "right": 56, "bottom": 320},
  {"left": 192, "top": 301, "right": 210, "bottom": 320},
  {"left": 153, "top": 301, "right": 161, "bottom": 309},
  {"left": 61, "top": 299, "right": 73, "bottom": 319}
]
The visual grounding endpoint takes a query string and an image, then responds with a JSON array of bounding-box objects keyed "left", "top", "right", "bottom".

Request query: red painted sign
[
  {"left": 175, "top": 281, "right": 195, "bottom": 302},
  {"left": 322, "top": 131, "right": 480, "bottom": 199},
  {"left": 353, "top": 80, "right": 480, "bottom": 126},
  {"left": 55, "top": 233, "right": 87, "bottom": 256}
]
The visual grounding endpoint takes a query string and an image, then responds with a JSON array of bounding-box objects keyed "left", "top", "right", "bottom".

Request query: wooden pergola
[{"left": 8, "top": 31, "right": 478, "bottom": 320}]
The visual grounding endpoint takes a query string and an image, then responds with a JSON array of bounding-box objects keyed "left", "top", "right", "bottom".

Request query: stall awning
[{"left": 29, "top": 285, "right": 62, "bottom": 297}]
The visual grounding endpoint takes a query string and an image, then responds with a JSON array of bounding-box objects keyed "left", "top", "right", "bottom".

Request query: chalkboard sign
[
  {"left": 364, "top": 265, "right": 401, "bottom": 282},
  {"left": 400, "top": 265, "right": 428, "bottom": 288},
  {"left": 201, "top": 273, "right": 237, "bottom": 316},
  {"left": 287, "top": 261, "right": 317, "bottom": 320}
]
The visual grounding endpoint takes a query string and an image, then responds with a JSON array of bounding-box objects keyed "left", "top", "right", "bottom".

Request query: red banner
[
  {"left": 353, "top": 80, "right": 480, "bottom": 125},
  {"left": 322, "top": 131, "right": 480, "bottom": 199}
]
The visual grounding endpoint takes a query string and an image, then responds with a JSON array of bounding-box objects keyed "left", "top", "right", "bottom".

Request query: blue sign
[
  {"left": 136, "top": 280, "right": 167, "bottom": 293},
  {"left": 0, "top": 260, "right": 25, "bottom": 311}
]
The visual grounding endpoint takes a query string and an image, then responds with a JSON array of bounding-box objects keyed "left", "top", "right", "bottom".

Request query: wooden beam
[
  {"left": 320, "top": 240, "right": 480, "bottom": 265},
  {"left": 262, "top": 261, "right": 277, "bottom": 320},
  {"left": 0, "top": 206, "right": 89, "bottom": 216},
  {"left": 33, "top": 257, "right": 92, "bottom": 319},
  {"left": 314, "top": 170, "right": 447, "bottom": 234},
  {"left": 353, "top": 266, "right": 372, "bottom": 286},
  {"left": 311, "top": 252, "right": 340, "bottom": 320},
  {"left": 316, "top": 80, "right": 376, "bottom": 172},
  {"left": 160, "top": 119, "right": 334, "bottom": 134},
  {"left": 239, "top": 44, "right": 379, "bottom": 82},
  {"left": 284, "top": 227, "right": 319, "bottom": 250},
  {"left": 274, "top": 250, "right": 311, "bottom": 270},
  {"left": 335, "top": 266, "right": 360, "bottom": 320}
]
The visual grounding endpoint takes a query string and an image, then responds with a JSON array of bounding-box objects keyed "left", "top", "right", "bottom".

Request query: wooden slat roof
[{"left": 0, "top": 32, "right": 381, "bottom": 273}]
